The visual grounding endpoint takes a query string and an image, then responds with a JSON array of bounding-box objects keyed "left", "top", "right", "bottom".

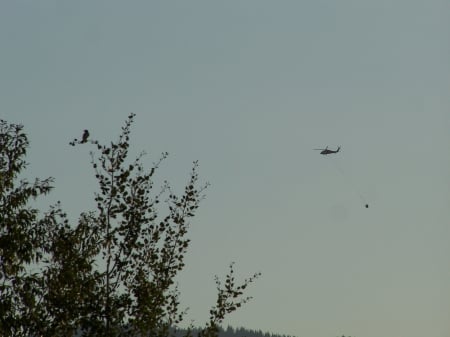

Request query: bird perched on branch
[{"left": 81, "top": 129, "right": 89, "bottom": 143}]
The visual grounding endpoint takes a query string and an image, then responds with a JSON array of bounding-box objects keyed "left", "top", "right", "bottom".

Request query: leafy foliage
[
  {"left": 0, "top": 119, "right": 56, "bottom": 335},
  {"left": 199, "top": 263, "right": 261, "bottom": 337},
  {"left": 0, "top": 115, "right": 260, "bottom": 337}
]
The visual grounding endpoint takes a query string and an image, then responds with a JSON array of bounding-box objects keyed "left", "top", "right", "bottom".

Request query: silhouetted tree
[
  {"left": 0, "top": 119, "right": 63, "bottom": 336},
  {"left": 198, "top": 262, "right": 260, "bottom": 337},
  {"left": 0, "top": 115, "right": 260, "bottom": 337}
]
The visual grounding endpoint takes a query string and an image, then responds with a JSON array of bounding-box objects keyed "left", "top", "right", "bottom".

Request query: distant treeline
[
  {"left": 73, "top": 325, "right": 295, "bottom": 337},
  {"left": 174, "top": 326, "right": 296, "bottom": 337}
]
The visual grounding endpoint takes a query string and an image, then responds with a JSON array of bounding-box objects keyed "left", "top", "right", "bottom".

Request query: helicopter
[{"left": 314, "top": 146, "right": 341, "bottom": 155}]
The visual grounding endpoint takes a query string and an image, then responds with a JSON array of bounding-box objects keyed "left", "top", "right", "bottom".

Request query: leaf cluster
[{"left": 199, "top": 263, "right": 261, "bottom": 337}]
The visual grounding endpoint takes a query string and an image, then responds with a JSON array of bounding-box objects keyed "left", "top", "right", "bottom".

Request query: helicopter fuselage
[{"left": 320, "top": 149, "right": 336, "bottom": 155}]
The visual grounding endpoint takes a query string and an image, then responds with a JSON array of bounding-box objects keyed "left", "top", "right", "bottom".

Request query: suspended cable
[{"left": 328, "top": 156, "right": 369, "bottom": 208}]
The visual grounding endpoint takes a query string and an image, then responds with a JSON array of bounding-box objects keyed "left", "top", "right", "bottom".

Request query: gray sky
[{"left": 2, "top": 1, "right": 450, "bottom": 337}]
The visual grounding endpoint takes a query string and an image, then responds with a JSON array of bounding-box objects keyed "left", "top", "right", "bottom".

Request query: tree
[
  {"left": 0, "top": 115, "right": 260, "bottom": 337},
  {"left": 0, "top": 119, "right": 58, "bottom": 336}
]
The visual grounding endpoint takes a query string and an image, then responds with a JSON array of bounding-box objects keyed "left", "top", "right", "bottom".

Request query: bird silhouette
[{"left": 81, "top": 129, "right": 89, "bottom": 143}]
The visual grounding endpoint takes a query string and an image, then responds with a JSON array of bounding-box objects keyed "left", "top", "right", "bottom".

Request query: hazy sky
[{"left": 1, "top": 1, "right": 450, "bottom": 337}]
